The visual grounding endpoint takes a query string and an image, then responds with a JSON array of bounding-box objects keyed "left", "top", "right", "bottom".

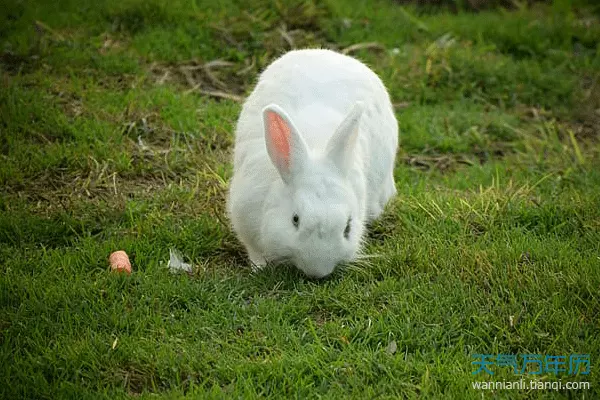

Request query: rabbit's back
[{"left": 253, "top": 49, "right": 385, "bottom": 113}]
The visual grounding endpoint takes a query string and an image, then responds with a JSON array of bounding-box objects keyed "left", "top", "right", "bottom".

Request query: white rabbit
[{"left": 227, "top": 49, "right": 398, "bottom": 278}]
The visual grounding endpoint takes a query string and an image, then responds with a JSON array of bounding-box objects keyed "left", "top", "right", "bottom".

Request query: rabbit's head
[{"left": 259, "top": 103, "right": 366, "bottom": 278}]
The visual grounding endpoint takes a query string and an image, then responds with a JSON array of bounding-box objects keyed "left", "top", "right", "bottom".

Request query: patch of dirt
[
  {"left": 0, "top": 51, "right": 43, "bottom": 75},
  {"left": 401, "top": 153, "right": 478, "bottom": 173},
  {"left": 392, "top": 0, "right": 547, "bottom": 13},
  {"left": 146, "top": 2, "right": 391, "bottom": 103},
  {"left": 571, "top": 73, "right": 600, "bottom": 141},
  {"left": 149, "top": 60, "right": 249, "bottom": 103}
]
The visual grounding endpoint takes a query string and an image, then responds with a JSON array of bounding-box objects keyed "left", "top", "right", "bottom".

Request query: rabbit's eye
[
  {"left": 344, "top": 217, "right": 351, "bottom": 239},
  {"left": 292, "top": 214, "right": 300, "bottom": 229}
]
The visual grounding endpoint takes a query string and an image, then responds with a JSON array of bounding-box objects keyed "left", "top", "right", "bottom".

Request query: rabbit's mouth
[
  {"left": 268, "top": 254, "right": 339, "bottom": 279},
  {"left": 295, "top": 258, "right": 338, "bottom": 279}
]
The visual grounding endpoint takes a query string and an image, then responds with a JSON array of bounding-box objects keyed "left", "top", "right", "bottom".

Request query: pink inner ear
[{"left": 267, "top": 111, "right": 291, "bottom": 168}]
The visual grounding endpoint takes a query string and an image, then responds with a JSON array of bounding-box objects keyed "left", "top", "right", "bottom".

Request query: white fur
[{"left": 227, "top": 49, "right": 398, "bottom": 278}]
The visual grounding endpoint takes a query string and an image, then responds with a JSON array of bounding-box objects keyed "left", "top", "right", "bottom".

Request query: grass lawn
[{"left": 1, "top": 0, "right": 600, "bottom": 398}]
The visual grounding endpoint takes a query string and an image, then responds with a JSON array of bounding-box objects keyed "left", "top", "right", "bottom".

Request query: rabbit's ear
[
  {"left": 326, "top": 102, "right": 364, "bottom": 173},
  {"left": 263, "top": 104, "right": 309, "bottom": 184}
]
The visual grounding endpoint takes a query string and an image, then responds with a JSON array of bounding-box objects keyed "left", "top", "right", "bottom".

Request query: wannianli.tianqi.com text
[{"left": 472, "top": 380, "right": 591, "bottom": 391}]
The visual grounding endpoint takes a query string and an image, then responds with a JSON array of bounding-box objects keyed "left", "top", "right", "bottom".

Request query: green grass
[{"left": 1, "top": 0, "right": 600, "bottom": 398}]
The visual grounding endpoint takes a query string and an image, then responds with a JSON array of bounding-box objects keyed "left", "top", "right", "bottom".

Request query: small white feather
[{"left": 168, "top": 248, "right": 193, "bottom": 273}]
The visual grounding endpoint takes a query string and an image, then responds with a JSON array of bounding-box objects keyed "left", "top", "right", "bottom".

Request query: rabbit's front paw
[{"left": 248, "top": 250, "right": 267, "bottom": 272}]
